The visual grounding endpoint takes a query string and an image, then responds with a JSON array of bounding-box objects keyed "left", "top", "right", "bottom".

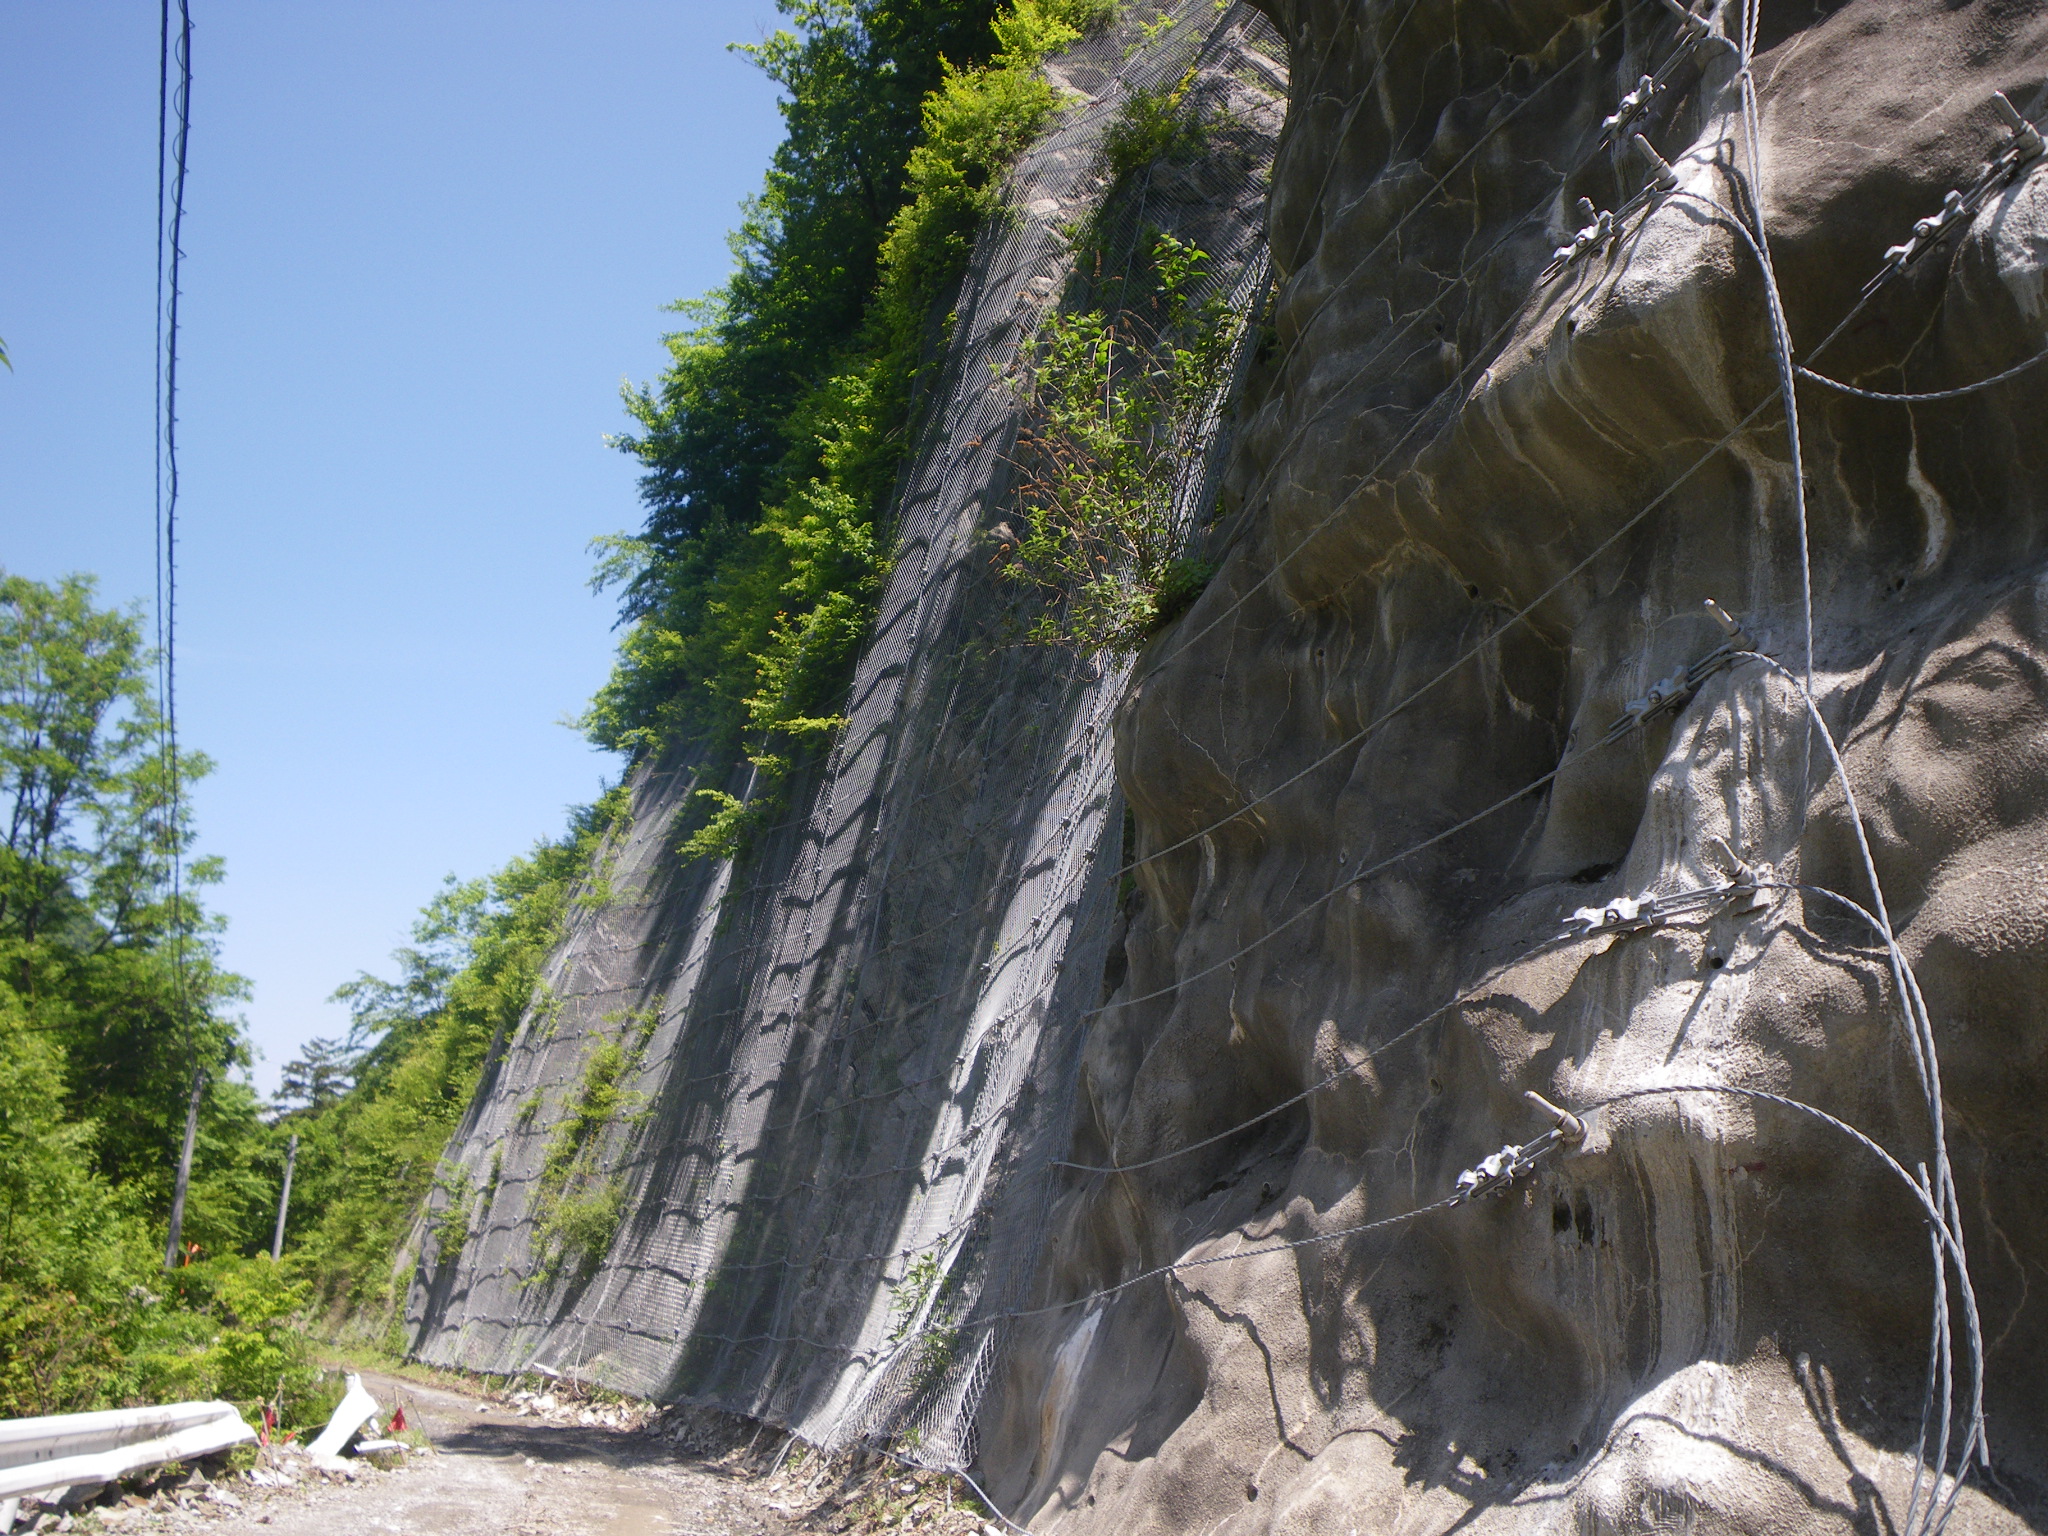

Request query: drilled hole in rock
[
  {"left": 1571, "top": 861, "right": 1618, "bottom": 884},
  {"left": 1709, "top": 954, "right": 1726, "bottom": 970},
  {"left": 1552, "top": 1201, "right": 1572, "bottom": 1234},
  {"left": 1573, "top": 1196, "right": 1595, "bottom": 1245}
]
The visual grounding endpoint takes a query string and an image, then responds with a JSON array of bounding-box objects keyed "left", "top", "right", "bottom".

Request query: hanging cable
[
  {"left": 155, "top": 0, "right": 200, "bottom": 1273},
  {"left": 1794, "top": 345, "right": 2048, "bottom": 402}
]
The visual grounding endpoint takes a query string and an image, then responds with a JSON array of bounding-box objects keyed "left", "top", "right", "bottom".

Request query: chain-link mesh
[{"left": 407, "top": 1, "right": 1286, "bottom": 1464}]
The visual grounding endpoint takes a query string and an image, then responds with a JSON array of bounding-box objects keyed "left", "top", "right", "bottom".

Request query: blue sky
[{"left": 3, "top": 1, "right": 785, "bottom": 1092}]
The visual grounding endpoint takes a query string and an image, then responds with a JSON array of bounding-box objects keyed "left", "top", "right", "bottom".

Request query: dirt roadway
[
  {"left": 97, "top": 1373, "right": 799, "bottom": 1536},
  {"left": 41, "top": 1372, "right": 1011, "bottom": 1536}
]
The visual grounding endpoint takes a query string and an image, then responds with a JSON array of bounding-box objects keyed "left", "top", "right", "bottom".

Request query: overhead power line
[{"left": 157, "top": 0, "right": 200, "bottom": 1274}]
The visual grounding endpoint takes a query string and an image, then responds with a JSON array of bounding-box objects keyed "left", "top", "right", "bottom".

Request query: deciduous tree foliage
[
  {"left": 587, "top": 0, "right": 1111, "bottom": 861},
  {"left": 0, "top": 570, "right": 306, "bottom": 1419}
]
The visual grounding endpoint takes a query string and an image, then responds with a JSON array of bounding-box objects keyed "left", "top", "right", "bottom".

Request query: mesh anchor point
[
  {"left": 1523, "top": 1089, "right": 1587, "bottom": 1145},
  {"left": 1630, "top": 133, "right": 1681, "bottom": 193},
  {"left": 1702, "top": 597, "right": 1752, "bottom": 650}
]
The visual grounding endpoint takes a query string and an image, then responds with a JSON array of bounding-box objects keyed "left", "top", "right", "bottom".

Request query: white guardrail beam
[{"left": 0, "top": 1399, "right": 256, "bottom": 1503}]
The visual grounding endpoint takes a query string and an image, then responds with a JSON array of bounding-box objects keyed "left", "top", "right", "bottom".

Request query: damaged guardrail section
[{"left": 0, "top": 1400, "right": 255, "bottom": 1505}]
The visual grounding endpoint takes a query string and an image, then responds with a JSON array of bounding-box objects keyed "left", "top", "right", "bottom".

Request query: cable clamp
[
  {"left": 1544, "top": 198, "right": 1616, "bottom": 281},
  {"left": 1603, "top": 74, "right": 1660, "bottom": 138},
  {"left": 1452, "top": 1142, "right": 1530, "bottom": 1203},
  {"left": 1618, "top": 669, "right": 1691, "bottom": 727},
  {"left": 1569, "top": 894, "right": 1649, "bottom": 935}
]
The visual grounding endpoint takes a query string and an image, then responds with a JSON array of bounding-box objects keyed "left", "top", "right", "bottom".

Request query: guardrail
[{"left": 0, "top": 1399, "right": 256, "bottom": 1504}]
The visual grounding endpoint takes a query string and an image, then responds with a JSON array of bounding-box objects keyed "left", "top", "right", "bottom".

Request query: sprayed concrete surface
[
  {"left": 985, "top": 1, "right": 2048, "bottom": 1531},
  {"left": 380, "top": 0, "right": 2048, "bottom": 1531}
]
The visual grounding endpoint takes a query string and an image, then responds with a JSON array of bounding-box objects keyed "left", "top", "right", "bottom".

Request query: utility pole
[
  {"left": 162, "top": 1065, "right": 205, "bottom": 1270},
  {"left": 271, "top": 1132, "right": 299, "bottom": 1261}
]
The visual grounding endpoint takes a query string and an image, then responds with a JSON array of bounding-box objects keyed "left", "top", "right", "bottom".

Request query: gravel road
[
  {"left": 16, "top": 1369, "right": 1004, "bottom": 1536},
  {"left": 54, "top": 1373, "right": 799, "bottom": 1536}
]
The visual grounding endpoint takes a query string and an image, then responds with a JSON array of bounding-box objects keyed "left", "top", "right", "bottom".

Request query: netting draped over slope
[{"left": 407, "top": 2, "right": 1286, "bottom": 1463}]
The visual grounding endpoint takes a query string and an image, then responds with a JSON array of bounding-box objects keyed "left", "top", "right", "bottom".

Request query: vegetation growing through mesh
[
  {"left": 586, "top": 0, "right": 1118, "bottom": 864},
  {"left": 997, "top": 229, "right": 1240, "bottom": 652},
  {"left": 527, "top": 1040, "right": 641, "bottom": 1287},
  {"left": 6, "top": 3, "right": 1229, "bottom": 1397}
]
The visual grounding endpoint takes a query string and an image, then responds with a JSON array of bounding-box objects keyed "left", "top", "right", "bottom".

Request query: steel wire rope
[
  {"left": 879, "top": 634, "right": 1997, "bottom": 1499},
  {"left": 1794, "top": 345, "right": 2048, "bottom": 402},
  {"left": 1739, "top": 652, "right": 1986, "bottom": 1533},
  {"left": 1056, "top": 629, "right": 1756, "bottom": 1030},
  {"left": 1090, "top": 48, "right": 1764, "bottom": 891},
  {"left": 1113, "top": 0, "right": 1719, "bottom": 702},
  {"left": 1093, "top": 53, "right": 1995, "bottom": 903},
  {"left": 891, "top": 1073, "right": 1984, "bottom": 1536},
  {"left": 1052, "top": 928, "right": 1595, "bottom": 1175},
  {"left": 1581, "top": 1080, "right": 1986, "bottom": 1535},
  {"left": 1728, "top": 0, "right": 1813, "bottom": 742},
  {"left": 1265, "top": 0, "right": 1430, "bottom": 279}
]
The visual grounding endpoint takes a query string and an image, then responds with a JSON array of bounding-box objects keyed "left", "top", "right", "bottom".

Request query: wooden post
[
  {"left": 271, "top": 1132, "right": 299, "bottom": 1261},
  {"left": 163, "top": 1065, "right": 205, "bottom": 1270}
]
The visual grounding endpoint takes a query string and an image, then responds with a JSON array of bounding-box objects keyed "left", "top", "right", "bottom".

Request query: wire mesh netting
[{"left": 407, "top": 1, "right": 1287, "bottom": 1464}]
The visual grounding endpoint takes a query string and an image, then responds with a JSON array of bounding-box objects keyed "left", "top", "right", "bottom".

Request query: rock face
[
  {"left": 986, "top": 1, "right": 2048, "bottom": 1532},
  {"left": 405, "top": 0, "right": 1285, "bottom": 1474}
]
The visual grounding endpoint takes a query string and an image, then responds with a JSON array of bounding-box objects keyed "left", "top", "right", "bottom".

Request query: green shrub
[
  {"left": 1100, "top": 69, "right": 1204, "bottom": 180},
  {"left": 998, "top": 231, "right": 1240, "bottom": 650},
  {"left": 528, "top": 1042, "right": 640, "bottom": 1287},
  {"left": 532, "top": 1180, "right": 625, "bottom": 1287},
  {"left": 589, "top": 0, "right": 1117, "bottom": 863},
  {"left": 288, "top": 788, "right": 630, "bottom": 1331}
]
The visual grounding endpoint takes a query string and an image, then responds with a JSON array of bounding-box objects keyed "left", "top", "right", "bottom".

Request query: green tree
[
  {"left": 589, "top": 1, "right": 1110, "bottom": 865},
  {"left": 286, "top": 790, "right": 629, "bottom": 1326},
  {"left": 0, "top": 571, "right": 255, "bottom": 1235},
  {"left": 276, "top": 1037, "right": 355, "bottom": 1114},
  {"left": 0, "top": 571, "right": 305, "bottom": 1419}
]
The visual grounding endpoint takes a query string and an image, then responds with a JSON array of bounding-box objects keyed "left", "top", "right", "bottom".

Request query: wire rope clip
[
  {"left": 1630, "top": 133, "right": 1682, "bottom": 193},
  {"left": 1452, "top": 1142, "right": 1528, "bottom": 1204},
  {"left": 1569, "top": 893, "right": 1650, "bottom": 935},
  {"left": 1545, "top": 197, "right": 1616, "bottom": 281},
  {"left": 1522, "top": 1089, "right": 1587, "bottom": 1145},
  {"left": 1603, "top": 74, "right": 1660, "bottom": 138}
]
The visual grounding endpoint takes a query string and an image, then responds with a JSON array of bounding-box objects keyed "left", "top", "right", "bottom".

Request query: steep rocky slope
[
  {"left": 406, "top": 0, "right": 1285, "bottom": 1476},
  {"left": 987, "top": 1, "right": 2048, "bottom": 1532}
]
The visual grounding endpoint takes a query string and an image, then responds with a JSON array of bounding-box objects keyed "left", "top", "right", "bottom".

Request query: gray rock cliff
[
  {"left": 412, "top": 1, "right": 2048, "bottom": 1530},
  {"left": 989, "top": 1, "right": 2048, "bottom": 1531}
]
